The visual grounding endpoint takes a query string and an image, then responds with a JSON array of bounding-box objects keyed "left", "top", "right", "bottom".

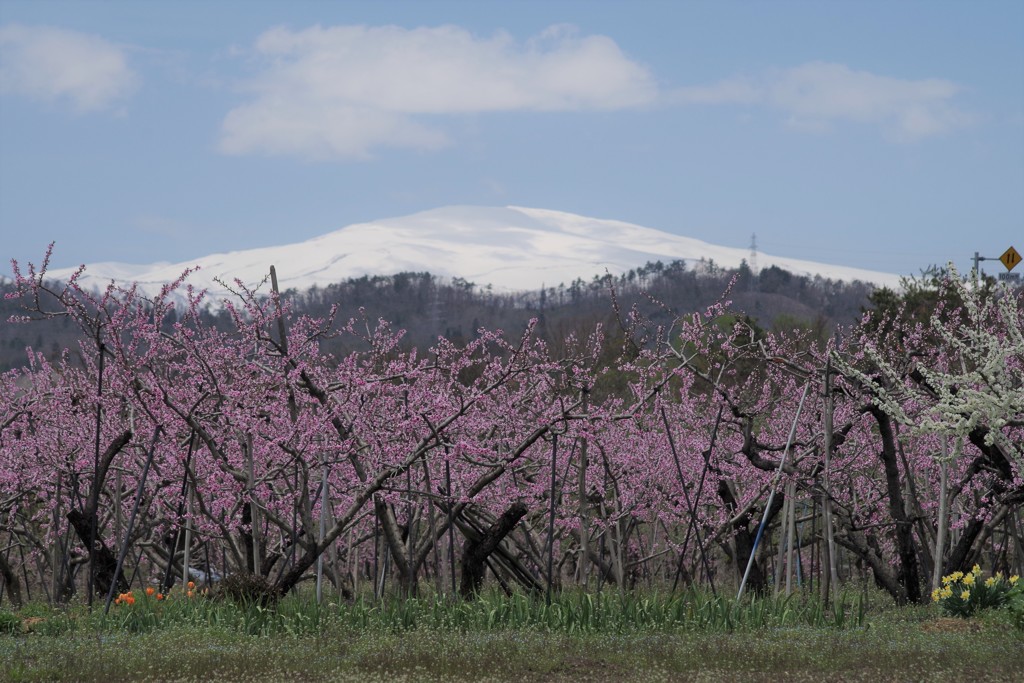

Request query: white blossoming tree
[
  {"left": 833, "top": 267, "right": 1023, "bottom": 591},
  {"left": 837, "top": 268, "right": 1022, "bottom": 470}
]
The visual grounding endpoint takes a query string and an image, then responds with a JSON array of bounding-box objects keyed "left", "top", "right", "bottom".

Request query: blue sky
[{"left": 1, "top": 0, "right": 1022, "bottom": 281}]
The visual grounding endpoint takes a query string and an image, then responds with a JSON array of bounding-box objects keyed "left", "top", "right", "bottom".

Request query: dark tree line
[{"left": 0, "top": 259, "right": 878, "bottom": 371}]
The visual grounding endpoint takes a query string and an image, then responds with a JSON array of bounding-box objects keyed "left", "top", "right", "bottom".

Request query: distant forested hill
[{"left": 0, "top": 259, "right": 878, "bottom": 371}]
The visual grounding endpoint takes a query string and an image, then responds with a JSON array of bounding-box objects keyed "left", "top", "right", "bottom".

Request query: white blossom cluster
[{"left": 834, "top": 268, "right": 1024, "bottom": 469}]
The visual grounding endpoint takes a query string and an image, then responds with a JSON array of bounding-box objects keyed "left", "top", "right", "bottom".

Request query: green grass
[
  {"left": 1, "top": 586, "right": 869, "bottom": 636},
  {"left": 1, "top": 588, "right": 1022, "bottom": 682}
]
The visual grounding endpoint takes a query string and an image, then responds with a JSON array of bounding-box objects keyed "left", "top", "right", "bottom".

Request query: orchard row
[{"left": 1, "top": 250, "right": 1021, "bottom": 608}]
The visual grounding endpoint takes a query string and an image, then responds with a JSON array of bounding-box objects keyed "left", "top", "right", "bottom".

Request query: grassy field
[{"left": 2, "top": 588, "right": 1022, "bottom": 682}]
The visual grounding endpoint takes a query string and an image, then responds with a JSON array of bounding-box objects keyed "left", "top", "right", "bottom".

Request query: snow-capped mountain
[{"left": 46, "top": 206, "right": 902, "bottom": 301}]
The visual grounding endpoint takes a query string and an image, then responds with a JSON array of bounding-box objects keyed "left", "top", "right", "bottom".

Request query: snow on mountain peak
[{"left": 45, "top": 206, "right": 903, "bottom": 301}]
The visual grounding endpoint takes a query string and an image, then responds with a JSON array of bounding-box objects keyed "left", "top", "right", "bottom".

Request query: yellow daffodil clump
[{"left": 934, "top": 566, "right": 1022, "bottom": 620}]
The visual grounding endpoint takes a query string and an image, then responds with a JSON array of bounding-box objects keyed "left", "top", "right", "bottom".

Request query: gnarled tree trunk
[
  {"left": 460, "top": 502, "right": 528, "bottom": 598},
  {"left": 0, "top": 550, "right": 23, "bottom": 608},
  {"left": 67, "top": 508, "right": 128, "bottom": 597}
]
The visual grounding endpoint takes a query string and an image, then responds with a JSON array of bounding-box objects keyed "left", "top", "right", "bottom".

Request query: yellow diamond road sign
[{"left": 1000, "top": 246, "right": 1021, "bottom": 272}]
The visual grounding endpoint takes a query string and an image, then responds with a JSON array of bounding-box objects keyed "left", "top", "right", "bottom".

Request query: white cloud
[
  {"left": 0, "top": 24, "right": 138, "bottom": 112},
  {"left": 219, "top": 23, "right": 658, "bottom": 160},
  {"left": 221, "top": 101, "right": 450, "bottom": 161},
  {"left": 767, "top": 62, "right": 970, "bottom": 139},
  {"left": 672, "top": 61, "right": 971, "bottom": 140}
]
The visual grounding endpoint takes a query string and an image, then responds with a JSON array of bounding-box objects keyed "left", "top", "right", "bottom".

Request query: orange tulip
[
  {"left": 146, "top": 587, "right": 155, "bottom": 596},
  {"left": 156, "top": 593, "right": 164, "bottom": 601}
]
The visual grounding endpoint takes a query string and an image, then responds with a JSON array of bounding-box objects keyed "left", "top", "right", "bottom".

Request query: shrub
[
  {"left": 0, "top": 610, "right": 20, "bottom": 634},
  {"left": 216, "top": 572, "right": 279, "bottom": 606},
  {"left": 1006, "top": 581, "right": 1024, "bottom": 630}
]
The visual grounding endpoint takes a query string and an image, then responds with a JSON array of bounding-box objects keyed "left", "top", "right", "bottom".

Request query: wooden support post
[
  {"left": 932, "top": 440, "right": 950, "bottom": 591},
  {"left": 182, "top": 482, "right": 193, "bottom": 587},
  {"left": 773, "top": 494, "right": 788, "bottom": 596},
  {"left": 51, "top": 472, "right": 62, "bottom": 604},
  {"left": 446, "top": 459, "right": 457, "bottom": 597},
  {"left": 246, "top": 435, "right": 261, "bottom": 575},
  {"left": 316, "top": 465, "right": 328, "bottom": 603},
  {"left": 546, "top": 434, "right": 558, "bottom": 606},
  {"left": 786, "top": 481, "right": 796, "bottom": 596},
  {"left": 822, "top": 359, "right": 840, "bottom": 604},
  {"left": 578, "top": 389, "right": 589, "bottom": 589}
]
